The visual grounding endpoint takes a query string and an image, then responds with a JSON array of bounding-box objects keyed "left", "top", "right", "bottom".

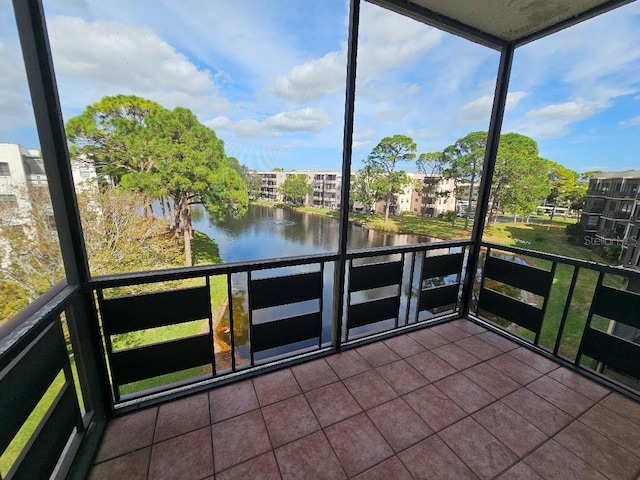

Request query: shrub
[{"left": 565, "top": 223, "right": 585, "bottom": 246}]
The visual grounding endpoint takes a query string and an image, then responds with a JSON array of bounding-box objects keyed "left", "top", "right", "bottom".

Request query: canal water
[{"left": 191, "top": 203, "right": 433, "bottom": 261}]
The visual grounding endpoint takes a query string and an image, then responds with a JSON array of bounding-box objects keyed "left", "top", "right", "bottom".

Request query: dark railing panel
[
  {"left": 483, "top": 255, "right": 552, "bottom": 297},
  {"left": 101, "top": 286, "right": 211, "bottom": 335},
  {"left": 248, "top": 267, "right": 324, "bottom": 365},
  {"left": 581, "top": 329, "right": 640, "bottom": 378},
  {"left": 249, "top": 271, "right": 322, "bottom": 309},
  {"left": 348, "top": 297, "right": 401, "bottom": 329},
  {"left": 419, "top": 284, "right": 459, "bottom": 311},
  {"left": 350, "top": 260, "right": 403, "bottom": 291},
  {"left": 592, "top": 286, "right": 640, "bottom": 329},
  {"left": 0, "top": 316, "right": 83, "bottom": 480},
  {"left": 9, "top": 382, "right": 80, "bottom": 480},
  {"left": 0, "top": 320, "right": 68, "bottom": 453},
  {"left": 110, "top": 334, "right": 213, "bottom": 386},
  {"left": 478, "top": 288, "right": 544, "bottom": 334},
  {"left": 422, "top": 252, "right": 464, "bottom": 279},
  {"left": 251, "top": 313, "right": 321, "bottom": 353}
]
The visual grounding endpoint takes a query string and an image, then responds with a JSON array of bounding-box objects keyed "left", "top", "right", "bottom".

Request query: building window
[
  {"left": 0, "top": 162, "right": 10, "bottom": 176},
  {"left": 0, "top": 194, "right": 17, "bottom": 204},
  {"left": 587, "top": 216, "right": 599, "bottom": 228}
]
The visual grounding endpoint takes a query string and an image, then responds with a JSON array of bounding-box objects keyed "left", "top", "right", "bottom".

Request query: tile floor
[{"left": 89, "top": 319, "right": 640, "bottom": 480}]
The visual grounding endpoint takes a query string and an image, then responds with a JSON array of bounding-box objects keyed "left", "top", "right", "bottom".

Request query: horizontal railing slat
[
  {"left": 582, "top": 328, "right": 640, "bottom": 378},
  {"left": 350, "top": 261, "right": 403, "bottom": 292},
  {"left": 593, "top": 286, "right": 640, "bottom": 329},
  {"left": 111, "top": 334, "right": 213, "bottom": 386},
  {"left": 348, "top": 297, "right": 400, "bottom": 329},
  {"left": 252, "top": 313, "right": 321, "bottom": 353},
  {"left": 102, "top": 286, "right": 211, "bottom": 335},
  {"left": 478, "top": 288, "right": 543, "bottom": 335},
  {"left": 419, "top": 284, "right": 459, "bottom": 311},
  {"left": 422, "top": 253, "right": 464, "bottom": 279},
  {"left": 0, "top": 321, "right": 67, "bottom": 453},
  {"left": 484, "top": 255, "right": 552, "bottom": 297},
  {"left": 7, "top": 381, "right": 80, "bottom": 480},
  {"left": 250, "top": 271, "right": 322, "bottom": 310}
]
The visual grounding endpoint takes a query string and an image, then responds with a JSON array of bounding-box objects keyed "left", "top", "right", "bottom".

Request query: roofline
[
  {"left": 514, "top": 0, "right": 636, "bottom": 47},
  {"left": 368, "top": 0, "right": 507, "bottom": 50},
  {"left": 369, "top": 0, "right": 635, "bottom": 51}
]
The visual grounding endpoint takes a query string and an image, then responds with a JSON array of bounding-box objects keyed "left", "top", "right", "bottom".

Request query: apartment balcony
[
  {"left": 5, "top": 1, "right": 640, "bottom": 479},
  {"left": 5, "top": 240, "right": 640, "bottom": 479},
  {"left": 582, "top": 204, "right": 604, "bottom": 214},
  {"left": 611, "top": 190, "right": 639, "bottom": 199},
  {"left": 601, "top": 209, "right": 632, "bottom": 220},
  {"left": 90, "top": 323, "right": 640, "bottom": 480}
]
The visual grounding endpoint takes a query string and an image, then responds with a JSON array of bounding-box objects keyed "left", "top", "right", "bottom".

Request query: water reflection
[{"left": 192, "top": 203, "right": 433, "bottom": 262}]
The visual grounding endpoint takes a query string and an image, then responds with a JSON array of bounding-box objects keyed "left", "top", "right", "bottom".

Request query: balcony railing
[
  {"left": 90, "top": 241, "right": 472, "bottom": 408},
  {"left": 611, "top": 190, "right": 639, "bottom": 199},
  {"left": 582, "top": 204, "right": 604, "bottom": 214},
  {"left": 4, "top": 239, "right": 640, "bottom": 478},
  {"left": 602, "top": 210, "right": 631, "bottom": 220},
  {"left": 596, "top": 228, "right": 625, "bottom": 239}
]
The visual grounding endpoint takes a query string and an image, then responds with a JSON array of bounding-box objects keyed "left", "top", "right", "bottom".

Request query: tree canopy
[
  {"left": 278, "top": 174, "right": 312, "bottom": 205},
  {"left": 442, "top": 131, "right": 486, "bottom": 229},
  {"left": 366, "top": 135, "right": 416, "bottom": 222},
  {"left": 66, "top": 95, "right": 248, "bottom": 266}
]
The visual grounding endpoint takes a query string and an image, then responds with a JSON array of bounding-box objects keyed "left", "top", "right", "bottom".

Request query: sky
[{"left": 1, "top": 0, "right": 639, "bottom": 174}]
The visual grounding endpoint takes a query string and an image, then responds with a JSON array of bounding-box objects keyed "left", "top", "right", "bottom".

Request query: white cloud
[
  {"left": 47, "top": 16, "right": 230, "bottom": 114},
  {"left": 264, "top": 107, "right": 332, "bottom": 133},
  {"left": 357, "top": 3, "right": 443, "bottom": 79},
  {"left": 272, "top": 3, "right": 442, "bottom": 102},
  {"left": 516, "top": 100, "right": 597, "bottom": 138},
  {"left": 274, "top": 50, "right": 346, "bottom": 102},
  {"left": 206, "top": 107, "right": 332, "bottom": 139},
  {"left": 460, "top": 91, "right": 528, "bottom": 124},
  {"left": 620, "top": 115, "right": 640, "bottom": 127},
  {"left": 408, "top": 129, "right": 442, "bottom": 139}
]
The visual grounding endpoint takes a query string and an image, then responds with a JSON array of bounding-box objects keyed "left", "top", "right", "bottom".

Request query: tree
[
  {"left": 65, "top": 95, "right": 165, "bottom": 215},
  {"left": 0, "top": 186, "right": 64, "bottom": 302},
  {"left": 546, "top": 161, "right": 577, "bottom": 222},
  {"left": 488, "top": 133, "right": 550, "bottom": 223},
  {"left": 366, "top": 135, "right": 416, "bottom": 222},
  {"left": 441, "top": 132, "right": 486, "bottom": 230},
  {"left": 350, "top": 163, "right": 381, "bottom": 215},
  {"left": 76, "top": 188, "right": 182, "bottom": 275},
  {"left": 415, "top": 152, "right": 448, "bottom": 218},
  {"left": 66, "top": 96, "right": 248, "bottom": 266},
  {"left": 278, "top": 174, "right": 312, "bottom": 205}
]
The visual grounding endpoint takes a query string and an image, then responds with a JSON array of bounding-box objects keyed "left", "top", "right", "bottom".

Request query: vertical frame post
[
  {"left": 460, "top": 42, "right": 515, "bottom": 317},
  {"left": 332, "top": 0, "right": 360, "bottom": 352},
  {"left": 13, "top": 0, "right": 111, "bottom": 417}
]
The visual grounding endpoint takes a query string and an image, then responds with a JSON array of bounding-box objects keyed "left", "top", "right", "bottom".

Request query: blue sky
[{"left": 1, "top": 0, "right": 639, "bottom": 174}]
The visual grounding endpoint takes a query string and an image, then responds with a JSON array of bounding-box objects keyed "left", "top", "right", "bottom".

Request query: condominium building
[
  {"left": 0, "top": 142, "right": 97, "bottom": 222},
  {"left": 253, "top": 170, "right": 342, "bottom": 209},
  {"left": 254, "top": 169, "right": 466, "bottom": 216},
  {"left": 581, "top": 170, "right": 640, "bottom": 266},
  {"left": 409, "top": 173, "right": 458, "bottom": 217}
]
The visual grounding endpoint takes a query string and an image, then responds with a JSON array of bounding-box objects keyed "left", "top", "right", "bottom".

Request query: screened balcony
[{"left": 2, "top": 0, "right": 640, "bottom": 479}]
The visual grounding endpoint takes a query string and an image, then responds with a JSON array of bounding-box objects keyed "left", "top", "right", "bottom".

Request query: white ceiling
[{"left": 375, "top": 0, "right": 633, "bottom": 45}]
